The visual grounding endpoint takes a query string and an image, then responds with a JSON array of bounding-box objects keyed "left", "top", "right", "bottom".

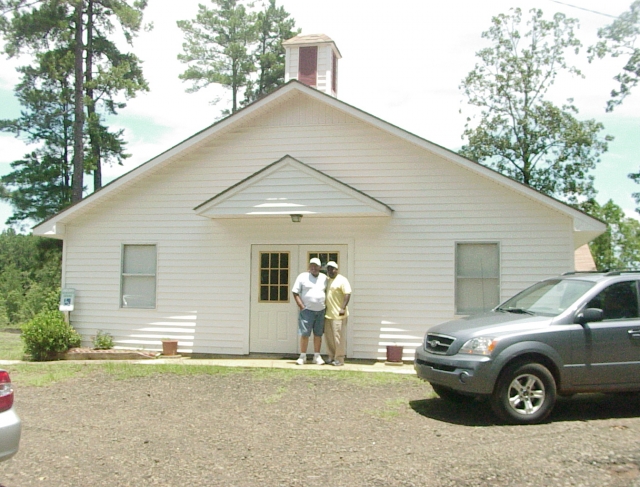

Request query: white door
[{"left": 250, "top": 244, "right": 348, "bottom": 354}]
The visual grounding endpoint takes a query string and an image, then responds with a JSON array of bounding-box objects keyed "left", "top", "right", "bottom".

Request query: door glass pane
[
  {"left": 308, "top": 252, "right": 340, "bottom": 274},
  {"left": 259, "top": 252, "right": 290, "bottom": 302},
  {"left": 279, "top": 286, "right": 288, "bottom": 301}
]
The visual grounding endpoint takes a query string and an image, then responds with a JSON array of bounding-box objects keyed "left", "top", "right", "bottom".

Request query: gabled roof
[
  {"left": 194, "top": 155, "right": 392, "bottom": 219},
  {"left": 282, "top": 34, "right": 342, "bottom": 57},
  {"left": 33, "top": 79, "right": 605, "bottom": 245}
]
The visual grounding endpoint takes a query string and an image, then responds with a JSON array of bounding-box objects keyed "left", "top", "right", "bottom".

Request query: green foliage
[
  {"left": 592, "top": 1, "right": 640, "bottom": 219},
  {"left": 178, "top": 0, "right": 256, "bottom": 113},
  {"left": 92, "top": 330, "right": 114, "bottom": 350},
  {"left": 579, "top": 199, "right": 640, "bottom": 270},
  {"left": 0, "top": 0, "right": 149, "bottom": 220},
  {"left": 460, "top": 8, "right": 612, "bottom": 203},
  {"left": 0, "top": 49, "right": 74, "bottom": 224},
  {"left": 243, "top": 0, "right": 299, "bottom": 105},
  {"left": 589, "top": 0, "right": 640, "bottom": 112},
  {"left": 178, "top": 0, "right": 298, "bottom": 114},
  {"left": 0, "top": 229, "right": 62, "bottom": 326},
  {"left": 21, "top": 310, "right": 82, "bottom": 361}
]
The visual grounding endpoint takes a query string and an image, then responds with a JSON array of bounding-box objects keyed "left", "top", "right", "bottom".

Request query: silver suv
[{"left": 414, "top": 272, "right": 640, "bottom": 424}]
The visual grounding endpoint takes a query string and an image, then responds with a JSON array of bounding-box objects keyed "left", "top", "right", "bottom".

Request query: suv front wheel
[{"left": 491, "top": 362, "right": 557, "bottom": 424}]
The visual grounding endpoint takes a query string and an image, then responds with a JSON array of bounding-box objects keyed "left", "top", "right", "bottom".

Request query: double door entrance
[{"left": 250, "top": 244, "right": 348, "bottom": 354}]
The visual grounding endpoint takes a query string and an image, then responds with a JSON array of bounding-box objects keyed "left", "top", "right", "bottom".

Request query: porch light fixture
[{"left": 290, "top": 214, "right": 302, "bottom": 223}]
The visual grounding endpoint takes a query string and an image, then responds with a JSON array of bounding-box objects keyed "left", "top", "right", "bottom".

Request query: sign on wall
[{"left": 59, "top": 288, "right": 76, "bottom": 312}]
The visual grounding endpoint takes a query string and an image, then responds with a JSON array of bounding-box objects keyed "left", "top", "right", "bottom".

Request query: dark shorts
[{"left": 298, "top": 309, "right": 325, "bottom": 337}]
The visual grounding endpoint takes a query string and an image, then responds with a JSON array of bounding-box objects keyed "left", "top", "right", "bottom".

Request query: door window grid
[
  {"left": 308, "top": 252, "right": 339, "bottom": 274},
  {"left": 259, "top": 252, "right": 290, "bottom": 302}
]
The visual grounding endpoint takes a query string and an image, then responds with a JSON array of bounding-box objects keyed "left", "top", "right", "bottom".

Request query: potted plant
[{"left": 161, "top": 339, "right": 179, "bottom": 356}]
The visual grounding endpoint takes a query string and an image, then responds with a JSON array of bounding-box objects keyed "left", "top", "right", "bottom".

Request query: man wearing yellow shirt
[{"left": 324, "top": 261, "right": 352, "bottom": 366}]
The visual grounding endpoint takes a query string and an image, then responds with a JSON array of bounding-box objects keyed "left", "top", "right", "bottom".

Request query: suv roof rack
[
  {"left": 561, "top": 271, "right": 604, "bottom": 276},
  {"left": 562, "top": 270, "right": 640, "bottom": 276}
]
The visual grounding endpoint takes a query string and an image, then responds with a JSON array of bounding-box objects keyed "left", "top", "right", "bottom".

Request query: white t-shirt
[{"left": 292, "top": 272, "right": 327, "bottom": 311}]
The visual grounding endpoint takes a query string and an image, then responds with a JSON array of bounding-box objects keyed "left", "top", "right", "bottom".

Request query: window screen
[
  {"left": 121, "top": 244, "right": 157, "bottom": 308},
  {"left": 456, "top": 243, "right": 500, "bottom": 314}
]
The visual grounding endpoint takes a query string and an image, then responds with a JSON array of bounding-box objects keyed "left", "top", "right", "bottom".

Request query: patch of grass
[
  {"left": 247, "top": 367, "right": 413, "bottom": 386},
  {"left": 5, "top": 362, "right": 102, "bottom": 387},
  {"left": 386, "top": 397, "right": 410, "bottom": 408},
  {"left": 366, "top": 397, "right": 410, "bottom": 420},
  {"left": 264, "top": 386, "right": 288, "bottom": 404},
  {"left": 102, "top": 362, "right": 248, "bottom": 379},
  {"left": 0, "top": 330, "right": 24, "bottom": 361},
  {"left": 1, "top": 358, "right": 417, "bottom": 390},
  {"left": 370, "top": 409, "right": 400, "bottom": 419}
]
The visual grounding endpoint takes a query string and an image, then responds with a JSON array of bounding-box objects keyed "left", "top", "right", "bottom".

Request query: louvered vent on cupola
[{"left": 283, "top": 34, "right": 341, "bottom": 97}]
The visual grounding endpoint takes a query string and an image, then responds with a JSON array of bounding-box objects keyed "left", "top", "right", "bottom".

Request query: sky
[{"left": 0, "top": 0, "right": 639, "bottom": 231}]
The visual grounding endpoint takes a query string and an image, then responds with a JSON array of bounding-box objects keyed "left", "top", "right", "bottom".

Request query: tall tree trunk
[
  {"left": 71, "top": 1, "right": 85, "bottom": 203},
  {"left": 86, "top": 0, "right": 102, "bottom": 191}
]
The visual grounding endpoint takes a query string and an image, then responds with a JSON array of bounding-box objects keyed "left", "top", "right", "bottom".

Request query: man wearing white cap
[
  {"left": 324, "top": 261, "right": 351, "bottom": 366},
  {"left": 292, "top": 257, "right": 328, "bottom": 365}
]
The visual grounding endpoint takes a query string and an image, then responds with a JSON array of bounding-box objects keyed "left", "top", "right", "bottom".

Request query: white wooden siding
[{"left": 62, "top": 91, "right": 575, "bottom": 359}]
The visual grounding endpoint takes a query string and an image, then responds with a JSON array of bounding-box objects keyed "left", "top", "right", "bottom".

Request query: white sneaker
[
  {"left": 313, "top": 354, "right": 325, "bottom": 365},
  {"left": 296, "top": 354, "right": 306, "bottom": 365}
]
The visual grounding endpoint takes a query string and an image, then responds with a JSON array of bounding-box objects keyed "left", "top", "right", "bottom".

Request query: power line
[{"left": 549, "top": 0, "right": 619, "bottom": 18}]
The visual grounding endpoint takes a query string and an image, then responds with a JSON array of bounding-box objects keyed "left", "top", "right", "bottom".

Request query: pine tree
[
  {"left": 0, "top": 0, "right": 148, "bottom": 213},
  {"left": 178, "top": 0, "right": 298, "bottom": 113},
  {"left": 178, "top": 0, "right": 256, "bottom": 114},
  {"left": 0, "top": 49, "right": 75, "bottom": 224},
  {"left": 243, "top": 0, "right": 299, "bottom": 105}
]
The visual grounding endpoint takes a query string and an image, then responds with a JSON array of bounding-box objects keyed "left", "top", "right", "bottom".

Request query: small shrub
[
  {"left": 92, "top": 331, "right": 114, "bottom": 350},
  {"left": 21, "top": 311, "right": 82, "bottom": 361}
]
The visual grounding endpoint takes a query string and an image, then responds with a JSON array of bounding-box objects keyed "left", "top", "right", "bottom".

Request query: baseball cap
[
  {"left": 326, "top": 261, "right": 338, "bottom": 269},
  {"left": 309, "top": 258, "right": 321, "bottom": 266}
]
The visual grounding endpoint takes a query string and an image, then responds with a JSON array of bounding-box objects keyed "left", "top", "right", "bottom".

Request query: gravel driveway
[{"left": 1, "top": 367, "right": 640, "bottom": 487}]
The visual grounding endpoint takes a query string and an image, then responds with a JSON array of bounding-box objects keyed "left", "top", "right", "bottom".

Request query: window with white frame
[
  {"left": 455, "top": 243, "right": 500, "bottom": 314},
  {"left": 121, "top": 244, "right": 157, "bottom": 308}
]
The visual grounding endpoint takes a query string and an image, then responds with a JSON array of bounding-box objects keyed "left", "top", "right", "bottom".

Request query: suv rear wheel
[{"left": 491, "top": 362, "right": 557, "bottom": 424}]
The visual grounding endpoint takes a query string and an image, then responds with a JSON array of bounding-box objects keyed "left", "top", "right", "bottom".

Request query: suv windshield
[{"left": 497, "top": 279, "right": 596, "bottom": 316}]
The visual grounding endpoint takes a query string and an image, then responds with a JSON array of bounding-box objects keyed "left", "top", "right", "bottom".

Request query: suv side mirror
[{"left": 575, "top": 308, "right": 604, "bottom": 325}]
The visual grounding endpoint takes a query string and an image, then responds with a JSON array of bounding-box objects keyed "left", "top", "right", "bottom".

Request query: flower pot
[
  {"left": 161, "top": 340, "right": 178, "bottom": 356},
  {"left": 386, "top": 345, "right": 403, "bottom": 363}
]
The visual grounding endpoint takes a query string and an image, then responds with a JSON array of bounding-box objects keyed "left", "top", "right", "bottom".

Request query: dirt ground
[{"left": 1, "top": 368, "right": 640, "bottom": 487}]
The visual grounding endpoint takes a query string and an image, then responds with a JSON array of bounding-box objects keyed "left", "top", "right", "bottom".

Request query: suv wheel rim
[{"left": 507, "top": 373, "right": 546, "bottom": 415}]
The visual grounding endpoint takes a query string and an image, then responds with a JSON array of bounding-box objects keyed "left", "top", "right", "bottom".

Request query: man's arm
[
  {"left": 293, "top": 293, "right": 305, "bottom": 311},
  {"left": 339, "top": 294, "right": 351, "bottom": 316}
]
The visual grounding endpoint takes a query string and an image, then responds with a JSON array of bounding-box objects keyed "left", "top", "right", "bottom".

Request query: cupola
[{"left": 283, "top": 34, "right": 341, "bottom": 97}]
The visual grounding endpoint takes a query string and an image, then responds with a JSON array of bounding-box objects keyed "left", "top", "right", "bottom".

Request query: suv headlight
[{"left": 459, "top": 337, "right": 498, "bottom": 356}]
